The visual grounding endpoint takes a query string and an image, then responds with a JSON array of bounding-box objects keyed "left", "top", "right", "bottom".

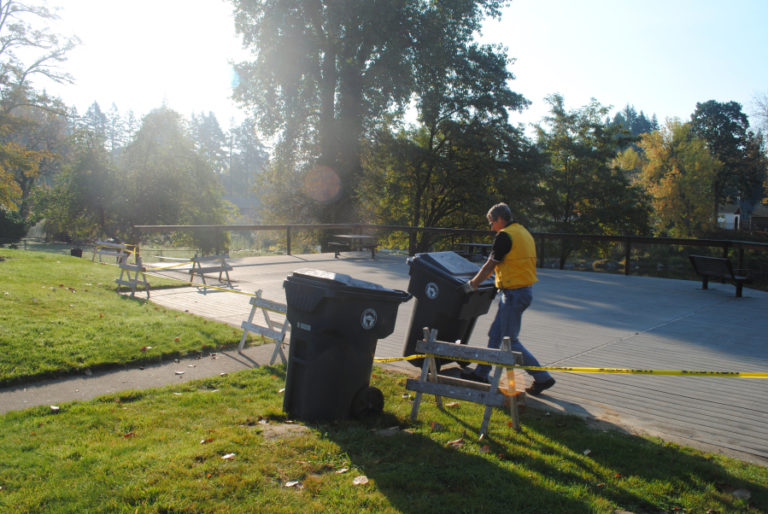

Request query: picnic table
[
  {"left": 328, "top": 234, "right": 378, "bottom": 259},
  {"left": 456, "top": 242, "right": 492, "bottom": 262}
]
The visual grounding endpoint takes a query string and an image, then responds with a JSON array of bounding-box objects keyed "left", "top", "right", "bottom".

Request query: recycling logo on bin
[
  {"left": 425, "top": 282, "right": 439, "bottom": 300},
  {"left": 360, "top": 308, "right": 378, "bottom": 330}
]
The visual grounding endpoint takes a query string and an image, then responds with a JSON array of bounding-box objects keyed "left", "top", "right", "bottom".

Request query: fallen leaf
[
  {"left": 285, "top": 480, "right": 300, "bottom": 488},
  {"left": 479, "top": 445, "right": 490, "bottom": 453},
  {"left": 175, "top": 371, "right": 185, "bottom": 376},
  {"left": 353, "top": 475, "right": 369, "bottom": 485},
  {"left": 200, "top": 438, "right": 214, "bottom": 444},
  {"left": 447, "top": 438, "right": 465, "bottom": 449},
  {"left": 583, "top": 449, "right": 591, "bottom": 456},
  {"left": 374, "top": 426, "right": 400, "bottom": 437},
  {"left": 222, "top": 453, "right": 236, "bottom": 460},
  {"left": 123, "top": 432, "right": 135, "bottom": 439},
  {"left": 50, "top": 405, "right": 60, "bottom": 413},
  {"left": 430, "top": 422, "right": 444, "bottom": 432},
  {"left": 278, "top": 388, "right": 286, "bottom": 394},
  {"left": 445, "top": 401, "right": 460, "bottom": 408},
  {"left": 733, "top": 489, "right": 751, "bottom": 501},
  {"left": 336, "top": 467, "right": 349, "bottom": 474}
]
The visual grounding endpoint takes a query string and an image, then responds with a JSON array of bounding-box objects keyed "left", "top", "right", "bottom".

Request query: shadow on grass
[
  {"left": 322, "top": 416, "right": 594, "bottom": 513},
  {"left": 523, "top": 408, "right": 768, "bottom": 512},
  {"left": 317, "top": 400, "right": 768, "bottom": 513}
]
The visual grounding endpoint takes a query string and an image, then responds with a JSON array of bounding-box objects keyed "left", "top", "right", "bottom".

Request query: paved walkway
[{"left": 2, "top": 252, "right": 767, "bottom": 465}]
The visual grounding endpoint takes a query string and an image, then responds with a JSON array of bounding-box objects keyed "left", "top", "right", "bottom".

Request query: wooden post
[
  {"left": 286, "top": 226, "right": 292, "bottom": 255},
  {"left": 624, "top": 237, "right": 631, "bottom": 276}
]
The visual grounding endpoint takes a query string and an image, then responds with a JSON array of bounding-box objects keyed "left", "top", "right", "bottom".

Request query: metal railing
[{"left": 133, "top": 223, "right": 768, "bottom": 278}]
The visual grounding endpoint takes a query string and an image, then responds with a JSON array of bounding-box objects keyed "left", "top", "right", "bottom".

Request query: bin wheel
[{"left": 351, "top": 386, "right": 384, "bottom": 419}]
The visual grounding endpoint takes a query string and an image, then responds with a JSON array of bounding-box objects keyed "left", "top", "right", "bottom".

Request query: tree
[
  {"left": 753, "top": 92, "right": 768, "bottom": 133},
  {"left": 536, "top": 95, "right": 650, "bottom": 266},
  {"left": 82, "top": 102, "right": 108, "bottom": 140},
  {"left": 119, "top": 108, "right": 229, "bottom": 251},
  {"left": 225, "top": 117, "right": 268, "bottom": 199},
  {"left": 357, "top": 16, "right": 529, "bottom": 253},
  {"left": 190, "top": 112, "right": 228, "bottom": 175},
  {"left": 0, "top": 94, "right": 69, "bottom": 217},
  {"left": 36, "top": 130, "right": 117, "bottom": 241},
  {"left": 690, "top": 100, "right": 752, "bottom": 221},
  {"left": 624, "top": 119, "right": 719, "bottom": 237},
  {"left": 231, "top": 0, "right": 509, "bottom": 223},
  {"left": 611, "top": 104, "right": 658, "bottom": 138},
  {"left": 0, "top": 0, "right": 77, "bottom": 94},
  {"left": 0, "top": 0, "right": 76, "bottom": 216}
]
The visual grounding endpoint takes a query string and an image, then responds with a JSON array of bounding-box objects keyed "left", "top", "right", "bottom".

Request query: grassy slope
[{"left": 0, "top": 249, "right": 253, "bottom": 385}]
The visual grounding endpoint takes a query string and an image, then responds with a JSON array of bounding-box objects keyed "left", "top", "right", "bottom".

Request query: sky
[{"left": 38, "top": 0, "right": 768, "bottom": 132}]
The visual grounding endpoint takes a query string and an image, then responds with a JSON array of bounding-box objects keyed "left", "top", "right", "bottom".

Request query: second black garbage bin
[
  {"left": 283, "top": 269, "right": 411, "bottom": 423},
  {"left": 403, "top": 251, "right": 497, "bottom": 367}
]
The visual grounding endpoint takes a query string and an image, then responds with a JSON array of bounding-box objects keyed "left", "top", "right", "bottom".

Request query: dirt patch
[{"left": 259, "top": 422, "right": 310, "bottom": 440}]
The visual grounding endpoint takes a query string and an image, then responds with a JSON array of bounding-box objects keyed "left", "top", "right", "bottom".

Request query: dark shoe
[
  {"left": 460, "top": 369, "right": 489, "bottom": 384},
  {"left": 525, "top": 378, "right": 555, "bottom": 396}
]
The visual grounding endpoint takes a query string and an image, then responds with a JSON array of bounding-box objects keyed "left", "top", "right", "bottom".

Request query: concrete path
[{"left": 2, "top": 251, "right": 767, "bottom": 466}]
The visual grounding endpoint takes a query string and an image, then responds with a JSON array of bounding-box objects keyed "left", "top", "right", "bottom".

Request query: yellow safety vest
[{"left": 494, "top": 223, "right": 538, "bottom": 289}]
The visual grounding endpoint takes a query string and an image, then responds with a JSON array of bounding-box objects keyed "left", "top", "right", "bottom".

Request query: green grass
[
  {"left": 0, "top": 366, "right": 766, "bottom": 512},
  {"left": 1, "top": 248, "right": 767, "bottom": 511},
  {"left": 0, "top": 249, "right": 255, "bottom": 385}
]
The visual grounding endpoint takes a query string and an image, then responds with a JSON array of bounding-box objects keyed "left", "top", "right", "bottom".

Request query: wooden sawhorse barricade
[
  {"left": 406, "top": 329, "right": 524, "bottom": 437},
  {"left": 115, "top": 255, "right": 151, "bottom": 299},
  {"left": 238, "top": 290, "right": 290, "bottom": 365},
  {"left": 93, "top": 241, "right": 133, "bottom": 264},
  {"left": 189, "top": 254, "right": 233, "bottom": 292}
]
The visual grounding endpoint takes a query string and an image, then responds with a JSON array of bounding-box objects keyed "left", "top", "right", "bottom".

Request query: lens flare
[{"left": 303, "top": 165, "right": 341, "bottom": 203}]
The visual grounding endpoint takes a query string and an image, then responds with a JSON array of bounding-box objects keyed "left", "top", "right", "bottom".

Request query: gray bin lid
[
  {"left": 417, "top": 251, "right": 482, "bottom": 275},
  {"left": 290, "top": 268, "right": 392, "bottom": 291},
  {"left": 287, "top": 268, "right": 411, "bottom": 301}
]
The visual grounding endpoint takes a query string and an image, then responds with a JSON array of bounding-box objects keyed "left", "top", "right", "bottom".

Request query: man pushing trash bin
[{"left": 462, "top": 202, "right": 556, "bottom": 396}]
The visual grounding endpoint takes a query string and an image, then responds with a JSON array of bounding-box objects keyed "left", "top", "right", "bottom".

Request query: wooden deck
[{"left": 10, "top": 251, "right": 765, "bottom": 464}]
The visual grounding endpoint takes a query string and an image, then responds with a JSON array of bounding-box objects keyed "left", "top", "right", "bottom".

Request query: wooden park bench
[
  {"left": 189, "top": 254, "right": 233, "bottom": 290},
  {"left": 688, "top": 254, "right": 751, "bottom": 298},
  {"left": 329, "top": 234, "right": 378, "bottom": 259},
  {"left": 406, "top": 329, "right": 525, "bottom": 437},
  {"left": 93, "top": 241, "right": 133, "bottom": 264}
]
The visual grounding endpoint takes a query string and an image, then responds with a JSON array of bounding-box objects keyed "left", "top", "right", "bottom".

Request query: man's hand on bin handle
[{"left": 463, "top": 280, "right": 477, "bottom": 293}]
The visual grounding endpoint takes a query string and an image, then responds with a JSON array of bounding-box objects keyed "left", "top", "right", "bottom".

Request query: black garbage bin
[
  {"left": 403, "top": 251, "right": 497, "bottom": 367},
  {"left": 282, "top": 269, "right": 411, "bottom": 423},
  {"left": 70, "top": 248, "right": 83, "bottom": 257}
]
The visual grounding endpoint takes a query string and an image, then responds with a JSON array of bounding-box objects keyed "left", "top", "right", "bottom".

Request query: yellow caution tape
[
  {"left": 373, "top": 355, "right": 427, "bottom": 363},
  {"left": 373, "top": 355, "right": 768, "bottom": 378},
  {"left": 144, "top": 261, "right": 194, "bottom": 271},
  {"left": 133, "top": 264, "right": 768, "bottom": 380}
]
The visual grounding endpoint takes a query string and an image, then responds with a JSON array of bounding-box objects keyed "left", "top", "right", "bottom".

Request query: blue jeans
[{"left": 474, "top": 286, "right": 552, "bottom": 383}]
